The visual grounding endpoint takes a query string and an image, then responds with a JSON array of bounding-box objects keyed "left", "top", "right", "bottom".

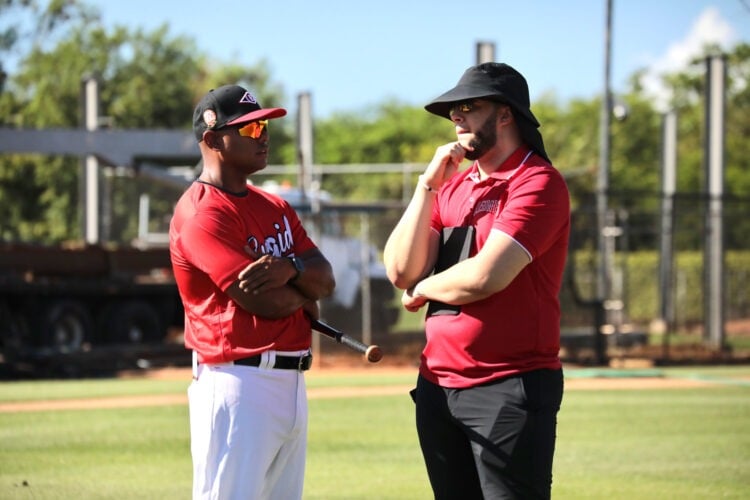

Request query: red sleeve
[
  {"left": 493, "top": 167, "right": 570, "bottom": 259},
  {"left": 179, "top": 206, "right": 250, "bottom": 292}
]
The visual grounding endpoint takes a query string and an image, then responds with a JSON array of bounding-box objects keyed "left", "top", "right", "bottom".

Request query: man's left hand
[{"left": 402, "top": 287, "right": 428, "bottom": 312}]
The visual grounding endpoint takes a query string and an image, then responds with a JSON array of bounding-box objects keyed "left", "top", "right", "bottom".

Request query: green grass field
[{"left": 0, "top": 366, "right": 748, "bottom": 499}]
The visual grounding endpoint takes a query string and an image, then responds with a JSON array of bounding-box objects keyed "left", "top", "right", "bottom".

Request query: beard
[{"left": 463, "top": 112, "right": 498, "bottom": 161}]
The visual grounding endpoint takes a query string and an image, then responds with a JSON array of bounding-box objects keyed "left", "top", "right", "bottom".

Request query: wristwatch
[{"left": 287, "top": 255, "right": 304, "bottom": 282}]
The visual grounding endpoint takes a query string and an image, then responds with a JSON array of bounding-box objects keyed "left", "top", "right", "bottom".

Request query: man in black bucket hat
[
  {"left": 425, "top": 62, "right": 550, "bottom": 162},
  {"left": 384, "top": 62, "right": 570, "bottom": 499}
]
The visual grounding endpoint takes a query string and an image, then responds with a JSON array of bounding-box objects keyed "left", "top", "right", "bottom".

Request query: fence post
[{"left": 703, "top": 54, "right": 726, "bottom": 351}]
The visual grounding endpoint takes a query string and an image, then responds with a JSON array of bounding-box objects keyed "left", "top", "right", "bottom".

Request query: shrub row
[{"left": 568, "top": 251, "right": 750, "bottom": 326}]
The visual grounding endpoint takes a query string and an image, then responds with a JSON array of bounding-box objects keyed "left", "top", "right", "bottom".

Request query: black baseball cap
[
  {"left": 425, "top": 63, "right": 549, "bottom": 162},
  {"left": 193, "top": 84, "right": 287, "bottom": 141}
]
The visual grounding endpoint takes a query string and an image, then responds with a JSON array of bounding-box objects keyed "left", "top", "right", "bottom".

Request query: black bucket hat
[{"left": 425, "top": 62, "right": 549, "bottom": 162}]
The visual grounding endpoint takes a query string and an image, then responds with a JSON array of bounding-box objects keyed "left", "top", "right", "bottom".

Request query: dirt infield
[{"left": 0, "top": 366, "right": 718, "bottom": 413}]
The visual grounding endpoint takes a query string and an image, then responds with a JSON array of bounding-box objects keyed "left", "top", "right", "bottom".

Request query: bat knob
[{"left": 365, "top": 345, "right": 383, "bottom": 363}]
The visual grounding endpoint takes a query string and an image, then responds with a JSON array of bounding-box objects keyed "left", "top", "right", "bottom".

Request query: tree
[
  {"left": 3, "top": 0, "right": 747, "bottom": 254},
  {"left": 533, "top": 93, "right": 600, "bottom": 211},
  {"left": 660, "top": 42, "right": 750, "bottom": 249},
  {"left": 0, "top": 15, "right": 203, "bottom": 242},
  {"left": 0, "top": 1, "right": 290, "bottom": 244},
  {"left": 0, "top": 0, "right": 99, "bottom": 241},
  {"left": 313, "top": 100, "right": 454, "bottom": 202},
  {"left": 0, "top": 0, "right": 98, "bottom": 94}
]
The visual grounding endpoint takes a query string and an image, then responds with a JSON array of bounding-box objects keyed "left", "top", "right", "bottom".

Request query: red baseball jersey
[
  {"left": 423, "top": 146, "right": 570, "bottom": 388},
  {"left": 169, "top": 182, "right": 317, "bottom": 364}
]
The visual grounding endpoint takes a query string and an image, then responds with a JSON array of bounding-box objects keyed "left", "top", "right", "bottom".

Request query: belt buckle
[{"left": 298, "top": 352, "right": 313, "bottom": 371}]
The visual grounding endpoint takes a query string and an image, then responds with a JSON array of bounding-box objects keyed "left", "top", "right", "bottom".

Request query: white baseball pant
[{"left": 188, "top": 351, "right": 308, "bottom": 500}]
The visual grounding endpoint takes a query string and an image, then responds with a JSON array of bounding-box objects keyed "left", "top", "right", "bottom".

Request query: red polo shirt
[{"left": 423, "top": 147, "right": 570, "bottom": 388}]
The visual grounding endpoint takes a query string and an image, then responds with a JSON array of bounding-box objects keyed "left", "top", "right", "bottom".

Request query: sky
[{"left": 52, "top": 1, "right": 750, "bottom": 117}]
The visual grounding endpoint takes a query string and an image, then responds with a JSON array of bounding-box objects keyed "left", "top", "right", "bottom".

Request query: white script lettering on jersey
[{"left": 245, "top": 214, "right": 295, "bottom": 257}]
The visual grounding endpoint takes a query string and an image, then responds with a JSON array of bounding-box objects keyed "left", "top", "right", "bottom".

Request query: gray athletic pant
[{"left": 412, "top": 369, "right": 564, "bottom": 499}]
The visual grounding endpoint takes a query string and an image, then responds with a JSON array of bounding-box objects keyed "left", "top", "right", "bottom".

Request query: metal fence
[{"left": 135, "top": 165, "right": 750, "bottom": 363}]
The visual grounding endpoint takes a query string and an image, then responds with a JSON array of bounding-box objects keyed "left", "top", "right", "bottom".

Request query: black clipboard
[{"left": 426, "top": 225, "right": 475, "bottom": 317}]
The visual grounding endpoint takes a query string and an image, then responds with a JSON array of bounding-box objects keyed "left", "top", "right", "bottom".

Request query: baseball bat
[{"left": 310, "top": 318, "right": 383, "bottom": 363}]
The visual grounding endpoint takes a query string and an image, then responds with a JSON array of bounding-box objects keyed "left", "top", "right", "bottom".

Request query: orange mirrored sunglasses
[
  {"left": 449, "top": 101, "right": 475, "bottom": 116},
  {"left": 237, "top": 120, "right": 268, "bottom": 139}
]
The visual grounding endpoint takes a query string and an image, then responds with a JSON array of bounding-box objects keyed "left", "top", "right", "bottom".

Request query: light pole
[{"left": 594, "top": 0, "right": 614, "bottom": 365}]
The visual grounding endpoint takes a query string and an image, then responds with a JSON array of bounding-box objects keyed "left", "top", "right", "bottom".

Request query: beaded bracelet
[{"left": 418, "top": 175, "right": 438, "bottom": 193}]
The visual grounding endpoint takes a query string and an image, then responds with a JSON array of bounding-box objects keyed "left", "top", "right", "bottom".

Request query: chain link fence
[{"left": 132, "top": 166, "right": 750, "bottom": 364}]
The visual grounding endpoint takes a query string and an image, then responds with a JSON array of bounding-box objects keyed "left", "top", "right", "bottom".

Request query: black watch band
[{"left": 287, "top": 256, "right": 304, "bottom": 282}]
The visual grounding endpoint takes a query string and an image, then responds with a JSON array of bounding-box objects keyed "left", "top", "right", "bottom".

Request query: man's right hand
[{"left": 422, "top": 141, "right": 469, "bottom": 189}]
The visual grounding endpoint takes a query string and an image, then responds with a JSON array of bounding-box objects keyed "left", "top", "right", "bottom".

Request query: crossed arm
[
  {"left": 383, "top": 142, "right": 530, "bottom": 312},
  {"left": 386, "top": 213, "right": 530, "bottom": 313},
  {"left": 226, "top": 247, "right": 335, "bottom": 319},
  {"left": 401, "top": 230, "right": 530, "bottom": 311}
]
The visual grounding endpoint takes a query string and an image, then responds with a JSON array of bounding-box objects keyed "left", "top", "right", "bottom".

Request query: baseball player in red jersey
[
  {"left": 384, "top": 63, "right": 570, "bottom": 499},
  {"left": 170, "top": 85, "right": 335, "bottom": 500}
]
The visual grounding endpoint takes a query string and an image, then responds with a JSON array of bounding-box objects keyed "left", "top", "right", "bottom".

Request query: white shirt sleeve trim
[{"left": 492, "top": 228, "right": 533, "bottom": 262}]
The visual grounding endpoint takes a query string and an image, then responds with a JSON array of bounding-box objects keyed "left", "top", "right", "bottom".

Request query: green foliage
[
  {"left": 534, "top": 93, "right": 599, "bottom": 174},
  {"left": 571, "top": 250, "right": 750, "bottom": 327},
  {"left": 620, "top": 251, "right": 699, "bottom": 324},
  {"left": 723, "top": 45, "right": 750, "bottom": 250},
  {"left": 314, "top": 101, "right": 454, "bottom": 202},
  {"left": 0, "top": 16, "right": 205, "bottom": 242},
  {"left": 0, "top": 154, "right": 78, "bottom": 242},
  {"left": 0, "top": 4, "right": 288, "bottom": 243},
  {"left": 5, "top": 20, "right": 201, "bottom": 130},
  {"left": 316, "top": 100, "right": 453, "bottom": 164},
  {"left": 104, "top": 26, "right": 199, "bottom": 129},
  {"left": 610, "top": 96, "right": 663, "bottom": 201},
  {"left": 0, "top": 0, "right": 99, "bottom": 93},
  {"left": 664, "top": 42, "right": 750, "bottom": 202},
  {"left": 1, "top": 2, "right": 749, "bottom": 253},
  {"left": 534, "top": 94, "right": 602, "bottom": 211}
]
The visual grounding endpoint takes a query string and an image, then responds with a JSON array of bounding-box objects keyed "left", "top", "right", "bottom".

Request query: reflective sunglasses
[
  {"left": 237, "top": 120, "right": 268, "bottom": 139},
  {"left": 449, "top": 100, "right": 476, "bottom": 116}
]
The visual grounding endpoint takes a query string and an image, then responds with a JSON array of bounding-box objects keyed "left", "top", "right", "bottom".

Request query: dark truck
[
  {"left": 0, "top": 236, "right": 400, "bottom": 375},
  {"left": 0, "top": 243, "right": 185, "bottom": 373}
]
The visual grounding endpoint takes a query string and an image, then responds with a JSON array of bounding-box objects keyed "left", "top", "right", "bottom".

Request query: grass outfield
[{"left": 0, "top": 366, "right": 747, "bottom": 499}]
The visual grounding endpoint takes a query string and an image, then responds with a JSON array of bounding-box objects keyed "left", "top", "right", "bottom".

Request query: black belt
[{"left": 201, "top": 352, "right": 313, "bottom": 371}]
